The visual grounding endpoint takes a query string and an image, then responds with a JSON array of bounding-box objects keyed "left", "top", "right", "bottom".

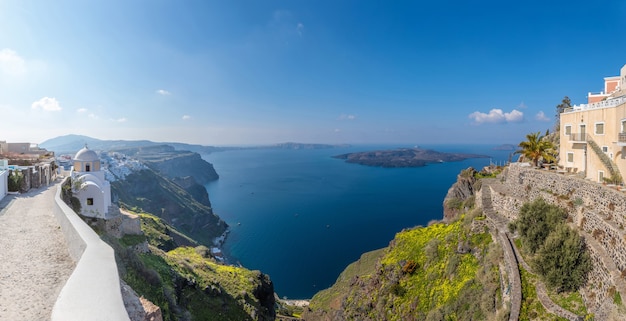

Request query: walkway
[
  {"left": 482, "top": 179, "right": 583, "bottom": 321},
  {"left": 0, "top": 181, "right": 75, "bottom": 321}
]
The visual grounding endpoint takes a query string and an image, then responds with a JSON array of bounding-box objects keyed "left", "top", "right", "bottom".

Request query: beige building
[{"left": 560, "top": 64, "right": 626, "bottom": 183}]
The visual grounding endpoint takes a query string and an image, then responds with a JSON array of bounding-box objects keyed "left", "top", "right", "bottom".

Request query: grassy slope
[
  {"left": 307, "top": 209, "right": 504, "bottom": 321},
  {"left": 113, "top": 212, "right": 274, "bottom": 321},
  {"left": 310, "top": 248, "right": 385, "bottom": 312}
]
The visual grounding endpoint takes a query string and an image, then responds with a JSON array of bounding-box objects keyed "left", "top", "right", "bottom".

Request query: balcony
[
  {"left": 618, "top": 133, "right": 626, "bottom": 147},
  {"left": 563, "top": 96, "right": 626, "bottom": 113},
  {"left": 568, "top": 133, "right": 588, "bottom": 143}
]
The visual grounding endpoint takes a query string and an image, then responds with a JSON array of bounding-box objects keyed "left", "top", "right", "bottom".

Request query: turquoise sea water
[{"left": 203, "top": 144, "right": 512, "bottom": 299}]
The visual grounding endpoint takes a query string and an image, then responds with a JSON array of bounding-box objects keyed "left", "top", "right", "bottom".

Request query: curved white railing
[{"left": 51, "top": 177, "right": 130, "bottom": 321}]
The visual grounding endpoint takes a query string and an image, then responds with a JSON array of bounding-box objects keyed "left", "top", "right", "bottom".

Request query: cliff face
[
  {"left": 111, "top": 168, "right": 227, "bottom": 245},
  {"left": 145, "top": 152, "right": 219, "bottom": 185},
  {"left": 305, "top": 166, "right": 512, "bottom": 321},
  {"left": 110, "top": 212, "right": 275, "bottom": 321},
  {"left": 442, "top": 167, "right": 478, "bottom": 221},
  {"left": 304, "top": 210, "right": 502, "bottom": 321},
  {"left": 113, "top": 145, "right": 219, "bottom": 185}
]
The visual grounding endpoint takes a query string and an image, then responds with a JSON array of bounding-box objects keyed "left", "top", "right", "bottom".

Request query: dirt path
[{"left": 0, "top": 181, "right": 75, "bottom": 321}]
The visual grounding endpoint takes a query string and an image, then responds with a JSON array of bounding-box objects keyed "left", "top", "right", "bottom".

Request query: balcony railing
[
  {"left": 563, "top": 96, "right": 626, "bottom": 113},
  {"left": 568, "top": 133, "right": 588, "bottom": 142}
]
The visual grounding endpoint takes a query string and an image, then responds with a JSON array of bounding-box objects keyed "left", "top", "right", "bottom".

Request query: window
[
  {"left": 565, "top": 125, "right": 572, "bottom": 135},
  {"left": 567, "top": 152, "right": 574, "bottom": 163},
  {"left": 85, "top": 164, "right": 91, "bottom": 172},
  {"left": 603, "top": 146, "right": 608, "bottom": 153},
  {"left": 595, "top": 122, "right": 604, "bottom": 135},
  {"left": 598, "top": 171, "right": 605, "bottom": 183},
  {"left": 87, "top": 198, "right": 94, "bottom": 205}
]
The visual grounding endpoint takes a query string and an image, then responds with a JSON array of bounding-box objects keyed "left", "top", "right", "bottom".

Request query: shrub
[
  {"left": 7, "top": 170, "right": 23, "bottom": 192},
  {"left": 511, "top": 198, "right": 567, "bottom": 254},
  {"left": 532, "top": 224, "right": 592, "bottom": 292}
]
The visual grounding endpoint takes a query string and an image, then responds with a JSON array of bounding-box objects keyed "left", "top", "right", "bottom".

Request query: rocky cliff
[
  {"left": 111, "top": 168, "right": 227, "bottom": 246},
  {"left": 306, "top": 164, "right": 625, "bottom": 320},
  {"left": 108, "top": 212, "right": 275, "bottom": 321},
  {"left": 442, "top": 167, "right": 478, "bottom": 221},
  {"left": 113, "top": 145, "right": 219, "bottom": 184}
]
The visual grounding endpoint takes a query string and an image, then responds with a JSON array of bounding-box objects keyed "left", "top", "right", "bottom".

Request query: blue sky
[{"left": 1, "top": 0, "right": 625, "bottom": 146}]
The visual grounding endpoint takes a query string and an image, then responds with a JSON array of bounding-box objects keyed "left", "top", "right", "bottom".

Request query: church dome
[{"left": 74, "top": 146, "right": 99, "bottom": 162}]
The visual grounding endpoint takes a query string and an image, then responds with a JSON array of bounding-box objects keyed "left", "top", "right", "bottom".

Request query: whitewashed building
[
  {"left": 0, "top": 161, "right": 7, "bottom": 202},
  {"left": 70, "top": 146, "right": 113, "bottom": 219}
]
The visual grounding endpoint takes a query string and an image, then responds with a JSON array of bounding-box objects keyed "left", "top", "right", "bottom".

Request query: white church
[{"left": 71, "top": 145, "right": 113, "bottom": 219}]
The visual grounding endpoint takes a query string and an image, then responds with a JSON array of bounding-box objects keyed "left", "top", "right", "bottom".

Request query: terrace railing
[{"left": 563, "top": 96, "right": 626, "bottom": 113}]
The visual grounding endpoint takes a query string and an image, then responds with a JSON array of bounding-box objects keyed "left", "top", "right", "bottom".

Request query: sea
[{"left": 202, "top": 144, "right": 513, "bottom": 299}]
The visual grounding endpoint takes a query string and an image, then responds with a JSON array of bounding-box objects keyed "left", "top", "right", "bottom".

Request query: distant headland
[{"left": 333, "top": 148, "right": 489, "bottom": 168}]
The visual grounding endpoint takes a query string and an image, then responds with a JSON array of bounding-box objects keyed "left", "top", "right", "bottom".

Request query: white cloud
[
  {"left": 535, "top": 111, "right": 550, "bottom": 122},
  {"left": 114, "top": 117, "right": 127, "bottom": 123},
  {"left": 338, "top": 114, "right": 357, "bottom": 120},
  {"left": 77, "top": 108, "right": 88, "bottom": 113},
  {"left": 156, "top": 89, "right": 171, "bottom": 96},
  {"left": 31, "top": 97, "right": 61, "bottom": 111},
  {"left": 468, "top": 108, "right": 524, "bottom": 124},
  {"left": 88, "top": 113, "right": 98, "bottom": 119},
  {"left": 182, "top": 115, "right": 191, "bottom": 120},
  {"left": 0, "top": 49, "right": 26, "bottom": 76},
  {"left": 334, "top": 128, "right": 341, "bottom": 133},
  {"left": 517, "top": 101, "right": 528, "bottom": 109}
]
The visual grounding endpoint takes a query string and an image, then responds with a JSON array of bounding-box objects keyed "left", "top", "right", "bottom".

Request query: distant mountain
[
  {"left": 265, "top": 142, "right": 351, "bottom": 150},
  {"left": 39, "top": 134, "right": 234, "bottom": 155},
  {"left": 40, "top": 135, "right": 351, "bottom": 154}
]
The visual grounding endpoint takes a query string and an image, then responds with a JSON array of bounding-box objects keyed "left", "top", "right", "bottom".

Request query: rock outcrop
[{"left": 442, "top": 167, "right": 478, "bottom": 221}]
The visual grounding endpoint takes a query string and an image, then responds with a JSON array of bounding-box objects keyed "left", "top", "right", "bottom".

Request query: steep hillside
[
  {"left": 109, "top": 212, "right": 275, "bottom": 321},
  {"left": 112, "top": 145, "right": 219, "bottom": 184},
  {"left": 305, "top": 209, "right": 503, "bottom": 321},
  {"left": 111, "top": 168, "right": 227, "bottom": 245}
]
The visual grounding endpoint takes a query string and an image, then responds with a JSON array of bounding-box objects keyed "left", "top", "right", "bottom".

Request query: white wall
[
  {"left": 52, "top": 177, "right": 130, "bottom": 321},
  {"left": 0, "top": 170, "right": 7, "bottom": 201}
]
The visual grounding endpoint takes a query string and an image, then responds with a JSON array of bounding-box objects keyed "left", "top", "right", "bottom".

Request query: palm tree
[{"left": 516, "top": 131, "right": 556, "bottom": 167}]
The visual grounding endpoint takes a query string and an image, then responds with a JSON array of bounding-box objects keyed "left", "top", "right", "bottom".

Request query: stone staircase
[
  {"left": 481, "top": 180, "right": 584, "bottom": 321},
  {"left": 480, "top": 184, "right": 521, "bottom": 321},
  {"left": 587, "top": 138, "right": 622, "bottom": 182}
]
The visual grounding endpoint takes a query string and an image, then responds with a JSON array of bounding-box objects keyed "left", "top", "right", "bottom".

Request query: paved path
[
  {"left": 482, "top": 178, "right": 583, "bottom": 321},
  {"left": 0, "top": 181, "right": 75, "bottom": 321}
]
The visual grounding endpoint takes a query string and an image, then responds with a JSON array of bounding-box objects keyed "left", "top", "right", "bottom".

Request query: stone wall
[{"left": 496, "top": 163, "right": 626, "bottom": 313}]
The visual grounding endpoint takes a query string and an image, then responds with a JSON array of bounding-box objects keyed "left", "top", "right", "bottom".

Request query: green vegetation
[
  {"left": 603, "top": 172, "right": 623, "bottom": 185},
  {"left": 60, "top": 177, "right": 81, "bottom": 213},
  {"left": 108, "top": 211, "right": 275, "bottom": 321},
  {"left": 548, "top": 287, "right": 588, "bottom": 316},
  {"left": 7, "top": 170, "right": 23, "bottom": 192},
  {"left": 511, "top": 198, "right": 567, "bottom": 254},
  {"left": 516, "top": 131, "right": 556, "bottom": 167},
  {"left": 308, "top": 208, "right": 505, "bottom": 321},
  {"left": 555, "top": 96, "right": 572, "bottom": 132},
  {"left": 111, "top": 168, "right": 227, "bottom": 245},
  {"left": 533, "top": 225, "right": 591, "bottom": 292},
  {"left": 309, "top": 249, "right": 385, "bottom": 312},
  {"left": 519, "top": 268, "right": 567, "bottom": 321},
  {"left": 510, "top": 199, "right": 591, "bottom": 293}
]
